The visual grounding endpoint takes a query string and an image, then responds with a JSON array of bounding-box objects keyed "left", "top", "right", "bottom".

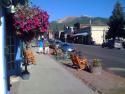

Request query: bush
[{"left": 92, "top": 59, "right": 101, "bottom": 67}]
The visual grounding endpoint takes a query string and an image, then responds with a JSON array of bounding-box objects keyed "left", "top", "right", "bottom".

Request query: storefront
[
  {"left": 0, "top": 2, "right": 23, "bottom": 94},
  {"left": 6, "top": 13, "right": 23, "bottom": 76},
  {"left": 73, "top": 32, "right": 91, "bottom": 44}
]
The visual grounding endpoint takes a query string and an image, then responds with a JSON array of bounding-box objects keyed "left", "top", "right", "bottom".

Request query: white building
[
  {"left": 91, "top": 25, "right": 108, "bottom": 45},
  {"left": 73, "top": 25, "right": 109, "bottom": 45}
]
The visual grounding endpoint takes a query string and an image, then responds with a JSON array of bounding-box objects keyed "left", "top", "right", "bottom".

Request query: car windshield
[
  {"left": 48, "top": 39, "right": 54, "bottom": 43},
  {"left": 55, "top": 41, "right": 60, "bottom": 44},
  {"left": 62, "top": 44, "right": 70, "bottom": 47}
]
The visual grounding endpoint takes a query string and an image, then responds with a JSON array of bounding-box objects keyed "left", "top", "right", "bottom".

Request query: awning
[{"left": 73, "top": 32, "right": 89, "bottom": 37}]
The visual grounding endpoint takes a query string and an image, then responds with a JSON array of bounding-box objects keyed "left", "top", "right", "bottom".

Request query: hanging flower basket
[
  {"left": 12, "top": 5, "right": 49, "bottom": 40},
  {"left": 12, "top": 5, "right": 49, "bottom": 77}
]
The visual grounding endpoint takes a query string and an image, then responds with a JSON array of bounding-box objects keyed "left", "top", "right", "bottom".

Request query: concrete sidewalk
[{"left": 11, "top": 48, "right": 95, "bottom": 94}]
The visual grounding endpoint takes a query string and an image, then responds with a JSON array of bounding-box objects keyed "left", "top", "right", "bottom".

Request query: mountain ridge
[{"left": 50, "top": 16, "right": 108, "bottom": 30}]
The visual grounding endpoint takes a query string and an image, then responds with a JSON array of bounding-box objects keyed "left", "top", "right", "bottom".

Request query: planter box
[{"left": 92, "top": 66, "right": 102, "bottom": 75}]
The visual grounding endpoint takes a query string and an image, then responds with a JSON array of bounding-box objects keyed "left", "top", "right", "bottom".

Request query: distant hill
[{"left": 49, "top": 16, "right": 108, "bottom": 30}]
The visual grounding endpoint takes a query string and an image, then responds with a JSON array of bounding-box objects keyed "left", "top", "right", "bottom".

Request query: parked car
[
  {"left": 59, "top": 43, "right": 75, "bottom": 59},
  {"left": 60, "top": 43, "right": 75, "bottom": 52},
  {"left": 102, "top": 40, "right": 114, "bottom": 49},
  {"left": 122, "top": 41, "right": 125, "bottom": 49},
  {"left": 114, "top": 40, "right": 122, "bottom": 49},
  {"left": 48, "top": 39, "right": 63, "bottom": 49},
  {"left": 54, "top": 40, "right": 63, "bottom": 48}
]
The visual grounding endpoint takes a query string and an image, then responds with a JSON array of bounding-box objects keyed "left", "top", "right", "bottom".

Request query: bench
[
  {"left": 70, "top": 53, "right": 90, "bottom": 70},
  {"left": 70, "top": 52, "right": 79, "bottom": 67}
]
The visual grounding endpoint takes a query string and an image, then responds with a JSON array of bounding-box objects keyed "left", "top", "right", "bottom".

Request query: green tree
[
  {"left": 74, "top": 22, "right": 80, "bottom": 33},
  {"left": 106, "top": 1, "right": 125, "bottom": 40}
]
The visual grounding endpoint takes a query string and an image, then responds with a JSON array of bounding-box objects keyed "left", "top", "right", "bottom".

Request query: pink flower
[{"left": 13, "top": 6, "right": 49, "bottom": 40}]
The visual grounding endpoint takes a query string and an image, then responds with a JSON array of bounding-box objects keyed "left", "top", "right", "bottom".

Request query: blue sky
[{"left": 31, "top": 0, "right": 125, "bottom": 21}]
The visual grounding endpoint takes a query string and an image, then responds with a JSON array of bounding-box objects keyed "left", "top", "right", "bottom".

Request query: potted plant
[{"left": 92, "top": 59, "right": 102, "bottom": 75}]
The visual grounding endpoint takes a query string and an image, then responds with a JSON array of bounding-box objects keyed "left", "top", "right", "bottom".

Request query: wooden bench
[
  {"left": 23, "top": 49, "right": 36, "bottom": 65},
  {"left": 70, "top": 53, "right": 79, "bottom": 67},
  {"left": 70, "top": 53, "right": 90, "bottom": 70}
]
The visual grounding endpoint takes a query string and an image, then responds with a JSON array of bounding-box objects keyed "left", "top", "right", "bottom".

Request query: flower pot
[
  {"left": 92, "top": 66, "right": 102, "bottom": 75},
  {"left": 21, "top": 70, "right": 30, "bottom": 80}
]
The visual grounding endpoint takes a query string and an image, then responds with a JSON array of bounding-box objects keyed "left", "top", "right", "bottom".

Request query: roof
[{"left": 73, "top": 32, "right": 89, "bottom": 36}]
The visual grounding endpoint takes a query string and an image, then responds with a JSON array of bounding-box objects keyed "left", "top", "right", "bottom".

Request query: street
[{"left": 74, "top": 44, "right": 125, "bottom": 78}]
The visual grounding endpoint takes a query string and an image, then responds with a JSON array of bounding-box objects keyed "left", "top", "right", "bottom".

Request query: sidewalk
[{"left": 10, "top": 48, "right": 95, "bottom": 94}]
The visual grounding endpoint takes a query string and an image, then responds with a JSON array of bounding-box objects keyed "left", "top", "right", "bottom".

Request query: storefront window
[{"left": 6, "top": 14, "right": 15, "bottom": 70}]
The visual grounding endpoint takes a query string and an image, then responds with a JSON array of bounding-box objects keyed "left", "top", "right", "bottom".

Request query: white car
[{"left": 114, "top": 40, "right": 122, "bottom": 49}]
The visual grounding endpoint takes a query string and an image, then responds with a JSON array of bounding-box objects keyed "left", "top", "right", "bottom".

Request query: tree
[
  {"left": 106, "top": 1, "right": 125, "bottom": 40},
  {"left": 74, "top": 22, "right": 80, "bottom": 33},
  {"left": 60, "top": 32, "right": 65, "bottom": 42}
]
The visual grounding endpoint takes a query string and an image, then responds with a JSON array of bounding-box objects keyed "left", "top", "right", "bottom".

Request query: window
[{"left": 6, "top": 14, "right": 15, "bottom": 70}]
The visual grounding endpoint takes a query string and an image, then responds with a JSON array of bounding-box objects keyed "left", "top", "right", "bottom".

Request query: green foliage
[
  {"left": 74, "top": 22, "right": 80, "bottom": 29},
  {"left": 92, "top": 59, "right": 101, "bottom": 67},
  {"left": 107, "top": 1, "right": 125, "bottom": 39},
  {"left": 49, "top": 22, "right": 65, "bottom": 31}
]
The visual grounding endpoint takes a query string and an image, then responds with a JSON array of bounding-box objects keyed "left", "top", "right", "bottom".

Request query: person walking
[
  {"left": 44, "top": 39, "right": 50, "bottom": 54},
  {"left": 38, "top": 38, "right": 44, "bottom": 54}
]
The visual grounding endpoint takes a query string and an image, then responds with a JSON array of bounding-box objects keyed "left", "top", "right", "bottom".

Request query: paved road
[{"left": 74, "top": 44, "right": 125, "bottom": 78}]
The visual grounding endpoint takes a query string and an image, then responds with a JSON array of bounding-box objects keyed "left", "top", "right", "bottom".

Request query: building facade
[
  {"left": 91, "top": 25, "right": 108, "bottom": 45},
  {"left": 0, "top": 1, "right": 26, "bottom": 93},
  {"left": 73, "top": 25, "right": 109, "bottom": 45}
]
